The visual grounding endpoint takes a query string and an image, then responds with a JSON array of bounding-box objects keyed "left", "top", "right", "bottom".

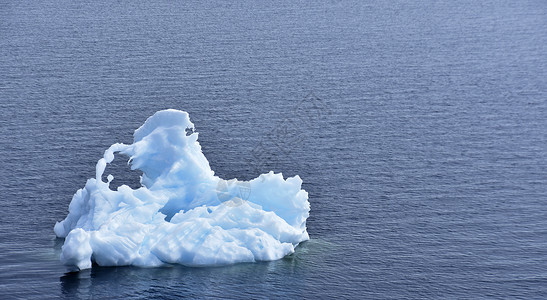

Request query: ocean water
[{"left": 1, "top": 0, "right": 546, "bottom": 298}]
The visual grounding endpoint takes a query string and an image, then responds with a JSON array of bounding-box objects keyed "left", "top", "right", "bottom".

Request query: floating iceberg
[{"left": 54, "top": 109, "right": 310, "bottom": 270}]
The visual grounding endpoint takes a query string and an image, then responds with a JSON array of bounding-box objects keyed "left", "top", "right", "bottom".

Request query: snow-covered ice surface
[{"left": 54, "top": 109, "right": 310, "bottom": 270}]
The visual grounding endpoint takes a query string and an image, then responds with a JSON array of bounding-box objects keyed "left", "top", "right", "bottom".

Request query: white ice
[{"left": 54, "top": 109, "right": 310, "bottom": 270}]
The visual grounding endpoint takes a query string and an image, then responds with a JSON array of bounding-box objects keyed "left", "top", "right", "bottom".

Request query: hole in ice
[
  {"left": 102, "top": 153, "right": 143, "bottom": 190},
  {"left": 185, "top": 126, "right": 194, "bottom": 136}
]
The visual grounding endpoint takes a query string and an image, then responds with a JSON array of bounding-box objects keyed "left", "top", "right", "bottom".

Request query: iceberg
[{"left": 54, "top": 109, "right": 310, "bottom": 270}]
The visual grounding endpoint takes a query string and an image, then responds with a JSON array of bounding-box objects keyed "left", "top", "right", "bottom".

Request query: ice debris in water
[{"left": 54, "top": 109, "right": 310, "bottom": 270}]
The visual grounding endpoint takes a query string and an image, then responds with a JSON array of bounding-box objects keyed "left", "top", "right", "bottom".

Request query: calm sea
[{"left": 1, "top": 0, "right": 546, "bottom": 298}]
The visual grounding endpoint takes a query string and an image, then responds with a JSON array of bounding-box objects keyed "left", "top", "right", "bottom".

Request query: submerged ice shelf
[{"left": 54, "top": 109, "right": 310, "bottom": 270}]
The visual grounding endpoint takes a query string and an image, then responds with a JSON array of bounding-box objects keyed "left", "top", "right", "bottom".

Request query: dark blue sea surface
[{"left": 1, "top": 0, "right": 546, "bottom": 298}]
